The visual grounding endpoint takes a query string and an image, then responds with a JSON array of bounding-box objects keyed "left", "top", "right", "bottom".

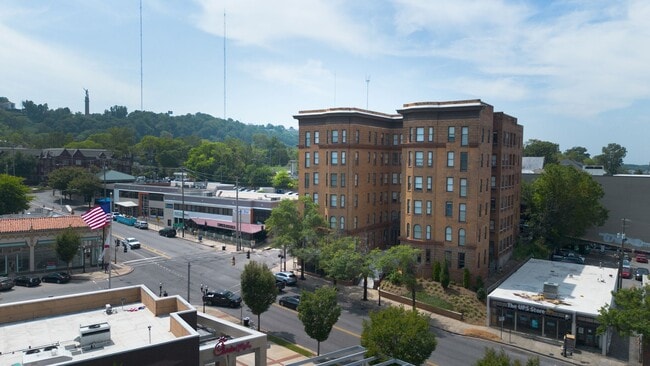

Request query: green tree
[
  {"left": 68, "top": 173, "right": 102, "bottom": 206},
  {"left": 474, "top": 347, "right": 540, "bottom": 366},
  {"left": 319, "top": 236, "right": 376, "bottom": 300},
  {"left": 266, "top": 196, "right": 327, "bottom": 279},
  {"left": 598, "top": 285, "right": 650, "bottom": 345},
  {"left": 440, "top": 259, "right": 450, "bottom": 289},
  {"left": 523, "top": 139, "right": 560, "bottom": 166},
  {"left": 374, "top": 245, "right": 420, "bottom": 310},
  {"left": 297, "top": 286, "right": 341, "bottom": 355},
  {"left": 563, "top": 146, "right": 590, "bottom": 163},
  {"left": 594, "top": 143, "right": 627, "bottom": 175},
  {"left": 527, "top": 164, "right": 608, "bottom": 250},
  {"left": 240, "top": 261, "right": 278, "bottom": 331},
  {"left": 0, "top": 174, "right": 31, "bottom": 214},
  {"left": 55, "top": 227, "right": 81, "bottom": 271},
  {"left": 272, "top": 170, "right": 294, "bottom": 190},
  {"left": 48, "top": 167, "right": 88, "bottom": 198},
  {"left": 361, "top": 306, "right": 436, "bottom": 365},
  {"left": 463, "top": 268, "right": 472, "bottom": 289}
]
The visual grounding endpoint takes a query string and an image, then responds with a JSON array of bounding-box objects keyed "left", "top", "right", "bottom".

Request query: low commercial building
[
  {"left": 487, "top": 258, "right": 616, "bottom": 354},
  {"left": 0, "top": 285, "right": 267, "bottom": 365}
]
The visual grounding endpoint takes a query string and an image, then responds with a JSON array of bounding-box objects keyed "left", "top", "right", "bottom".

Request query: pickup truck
[{"left": 552, "top": 252, "right": 585, "bottom": 264}]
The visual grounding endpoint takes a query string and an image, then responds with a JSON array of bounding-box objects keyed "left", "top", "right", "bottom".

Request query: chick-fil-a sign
[{"left": 213, "top": 336, "right": 252, "bottom": 357}]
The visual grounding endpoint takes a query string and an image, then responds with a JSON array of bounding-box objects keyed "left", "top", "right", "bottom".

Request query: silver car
[{"left": 275, "top": 271, "right": 297, "bottom": 286}]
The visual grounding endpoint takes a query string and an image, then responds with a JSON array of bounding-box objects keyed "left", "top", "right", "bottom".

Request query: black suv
[
  {"left": 202, "top": 289, "right": 242, "bottom": 308},
  {"left": 158, "top": 227, "right": 177, "bottom": 237}
]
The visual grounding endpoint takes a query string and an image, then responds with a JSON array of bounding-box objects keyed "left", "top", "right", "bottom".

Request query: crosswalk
[{"left": 123, "top": 256, "right": 168, "bottom": 268}]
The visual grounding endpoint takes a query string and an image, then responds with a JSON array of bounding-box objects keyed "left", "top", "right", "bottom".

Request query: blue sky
[{"left": 1, "top": 0, "right": 649, "bottom": 164}]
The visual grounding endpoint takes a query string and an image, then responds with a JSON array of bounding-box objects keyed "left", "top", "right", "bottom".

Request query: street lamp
[{"left": 159, "top": 282, "right": 163, "bottom": 297}]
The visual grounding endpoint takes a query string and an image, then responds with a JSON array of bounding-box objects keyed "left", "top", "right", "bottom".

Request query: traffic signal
[{"left": 246, "top": 251, "right": 250, "bottom": 259}]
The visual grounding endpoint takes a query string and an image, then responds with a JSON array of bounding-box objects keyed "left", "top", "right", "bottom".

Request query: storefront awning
[
  {"left": 190, "top": 218, "right": 264, "bottom": 234},
  {"left": 115, "top": 201, "right": 138, "bottom": 208}
]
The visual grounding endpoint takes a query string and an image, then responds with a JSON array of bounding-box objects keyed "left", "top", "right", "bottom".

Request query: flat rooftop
[
  {"left": 489, "top": 258, "right": 617, "bottom": 316},
  {"left": 0, "top": 301, "right": 174, "bottom": 365}
]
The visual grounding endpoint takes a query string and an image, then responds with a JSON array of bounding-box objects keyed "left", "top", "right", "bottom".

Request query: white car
[
  {"left": 134, "top": 220, "right": 148, "bottom": 229},
  {"left": 123, "top": 237, "right": 141, "bottom": 249},
  {"left": 275, "top": 271, "right": 297, "bottom": 286}
]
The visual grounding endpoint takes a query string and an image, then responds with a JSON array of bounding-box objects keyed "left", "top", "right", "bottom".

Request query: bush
[
  {"left": 432, "top": 261, "right": 441, "bottom": 282},
  {"left": 476, "top": 287, "right": 487, "bottom": 302},
  {"left": 474, "top": 275, "right": 484, "bottom": 292},
  {"left": 463, "top": 268, "right": 471, "bottom": 289},
  {"left": 440, "top": 261, "right": 450, "bottom": 289}
]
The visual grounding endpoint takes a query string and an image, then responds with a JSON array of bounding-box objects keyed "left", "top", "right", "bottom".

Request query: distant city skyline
[{"left": 1, "top": 1, "right": 649, "bottom": 164}]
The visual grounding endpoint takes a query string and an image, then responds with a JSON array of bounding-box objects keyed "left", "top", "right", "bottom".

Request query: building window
[
  {"left": 416, "top": 127, "right": 425, "bottom": 142},
  {"left": 426, "top": 225, "right": 432, "bottom": 240},
  {"left": 354, "top": 174, "right": 359, "bottom": 187},
  {"left": 414, "top": 176, "right": 423, "bottom": 190},
  {"left": 304, "top": 173, "right": 309, "bottom": 188},
  {"left": 331, "top": 151, "right": 338, "bottom": 165},
  {"left": 414, "top": 200, "right": 422, "bottom": 214},
  {"left": 427, "top": 151, "right": 433, "bottom": 167},
  {"left": 459, "top": 203, "right": 466, "bottom": 222},
  {"left": 406, "top": 199, "right": 410, "bottom": 214},
  {"left": 407, "top": 176, "right": 412, "bottom": 191},
  {"left": 330, "top": 194, "right": 338, "bottom": 207},
  {"left": 460, "top": 178, "right": 467, "bottom": 197},
  {"left": 491, "top": 154, "right": 497, "bottom": 166},
  {"left": 314, "top": 131, "right": 320, "bottom": 144},
  {"left": 332, "top": 130, "right": 339, "bottom": 143},
  {"left": 314, "top": 152, "right": 319, "bottom": 165},
  {"left": 460, "top": 152, "right": 468, "bottom": 171},
  {"left": 426, "top": 200, "right": 432, "bottom": 215},
  {"left": 445, "top": 226, "right": 452, "bottom": 241},
  {"left": 305, "top": 132, "right": 311, "bottom": 147},
  {"left": 428, "top": 127, "right": 434, "bottom": 142},
  {"left": 354, "top": 194, "right": 358, "bottom": 207},
  {"left": 406, "top": 223, "right": 410, "bottom": 238},
  {"left": 304, "top": 152, "right": 311, "bottom": 168},
  {"left": 313, "top": 193, "right": 319, "bottom": 205},
  {"left": 415, "top": 151, "right": 424, "bottom": 167},
  {"left": 448, "top": 126, "right": 455, "bottom": 142},
  {"left": 342, "top": 129, "right": 347, "bottom": 143},
  {"left": 445, "top": 201, "right": 453, "bottom": 217},
  {"left": 341, "top": 173, "right": 346, "bottom": 187},
  {"left": 329, "top": 216, "right": 337, "bottom": 229},
  {"left": 313, "top": 172, "right": 319, "bottom": 185},
  {"left": 458, "top": 252, "right": 465, "bottom": 269},
  {"left": 446, "top": 177, "right": 454, "bottom": 192},
  {"left": 330, "top": 173, "right": 338, "bottom": 187},
  {"left": 491, "top": 176, "right": 496, "bottom": 188},
  {"left": 427, "top": 176, "right": 432, "bottom": 191},
  {"left": 413, "top": 224, "right": 422, "bottom": 239},
  {"left": 459, "top": 228, "right": 466, "bottom": 246},
  {"left": 461, "top": 126, "right": 469, "bottom": 146},
  {"left": 340, "top": 195, "right": 345, "bottom": 208},
  {"left": 341, "top": 151, "right": 346, "bottom": 165},
  {"left": 340, "top": 216, "right": 345, "bottom": 230},
  {"left": 392, "top": 173, "right": 399, "bottom": 184},
  {"left": 447, "top": 151, "right": 455, "bottom": 167}
]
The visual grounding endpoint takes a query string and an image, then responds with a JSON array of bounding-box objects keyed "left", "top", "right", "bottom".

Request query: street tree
[
  {"left": 240, "top": 261, "right": 278, "bottom": 331},
  {"left": 361, "top": 306, "right": 436, "bottom": 365},
  {"left": 474, "top": 347, "right": 540, "bottom": 366},
  {"left": 266, "top": 196, "right": 327, "bottom": 278},
  {"left": 48, "top": 166, "right": 87, "bottom": 199},
  {"left": 563, "top": 146, "right": 590, "bottom": 163},
  {"left": 526, "top": 164, "right": 608, "bottom": 250},
  {"left": 297, "top": 286, "right": 341, "bottom": 355},
  {"left": 272, "top": 170, "right": 294, "bottom": 190},
  {"left": 0, "top": 174, "right": 31, "bottom": 214},
  {"left": 373, "top": 245, "right": 421, "bottom": 310},
  {"left": 319, "top": 236, "right": 376, "bottom": 300},
  {"left": 55, "top": 227, "right": 81, "bottom": 272},
  {"left": 598, "top": 285, "right": 650, "bottom": 355},
  {"left": 523, "top": 139, "right": 560, "bottom": 166},
  {"left": 594, "top": 143, "right": 627, "bottom": 175},
  {"left": 69, "top": 173, "right": 102, "bottom": 206}
]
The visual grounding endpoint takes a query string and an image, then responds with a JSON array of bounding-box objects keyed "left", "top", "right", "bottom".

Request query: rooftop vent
[{"left": 543, "top": 282, "right": 559, "bottom": 299}]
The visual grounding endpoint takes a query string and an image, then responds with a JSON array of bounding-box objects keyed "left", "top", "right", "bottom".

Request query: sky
[{"left": 1, "top": 0, "right": 649, "bottom": 164}]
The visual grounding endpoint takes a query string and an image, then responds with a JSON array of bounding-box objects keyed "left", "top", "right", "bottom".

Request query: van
[{"left": 134, "top": 220, "right": 148, "bottom": 229}]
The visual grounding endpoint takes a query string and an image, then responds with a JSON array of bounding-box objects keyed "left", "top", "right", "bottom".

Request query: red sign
[{"left": 213, "top": 336, "right": 252, "bottom": 357}]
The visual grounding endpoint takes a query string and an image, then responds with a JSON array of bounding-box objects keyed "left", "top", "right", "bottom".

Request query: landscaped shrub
[
  {"left": 474, "top": 275, "right": 484, "bottom": 292},
  {"left": 432, "top": 261, "right": 441, "bottom": 282},
  {"left": 462, "top": 268, "right": 471, "bottom": 289},
  {"left": 440, "top": 260, "right": 450, "bottom": 289},
  {"left": 476, "top": 287, "right": 487, "bottom": 302}
]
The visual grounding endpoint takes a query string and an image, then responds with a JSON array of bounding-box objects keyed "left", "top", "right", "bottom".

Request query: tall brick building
[{"left": 295, "top": 100, "right": 523, "bottom": 282}]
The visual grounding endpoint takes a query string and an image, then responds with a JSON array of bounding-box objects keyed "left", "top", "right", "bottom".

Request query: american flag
[{"left": 81, "top": 206, "right": 111, "bottom": 230}]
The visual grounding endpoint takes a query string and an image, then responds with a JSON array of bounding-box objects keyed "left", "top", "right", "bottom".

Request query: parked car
[
  {"left": 158, "top": 227, "right": 177, "bottom": 238},
  {"left": 621, "top": 266, "right": 632, "bottom": 279},
  {"left": 123, "top": 237, "right": 141, "bottom": 249},
  {"left": 202, "top": 289, "right": 242, "bottom": 308},
  {"left": 635, "top": 267, "right": 649, "bottom": 281},
  {"left": 278, "top": 295, "right": 301, "bottom": 310},
  {"left": 41, "top": 272, "right": 71, "bottom": 284},
  {"left": 14, "top": 276, "right": 41, "bottom": 287},
  {"left": 636, "top": 254, "right": 648, "bottom": 263},
  {"left": 275, "top": 271, "right": 298, "bottom": 286},
  {"left": 134, "top": 220, "right": 148, "bottom": 229},
  {"left": 0, "top": 276, "right": 15, "bottom": 291}
]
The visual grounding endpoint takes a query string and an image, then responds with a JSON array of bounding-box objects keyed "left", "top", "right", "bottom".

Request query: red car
[
  {"left": 636, "top": 254, "right": 648, "bottom": 263},
  {"left": 622, "top": 266, "right": 632, "bottom": 279}
]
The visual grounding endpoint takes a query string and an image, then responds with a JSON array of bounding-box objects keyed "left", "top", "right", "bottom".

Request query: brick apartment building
[{"left": 295, "top": 100, "right": 523, "bottom": 282}]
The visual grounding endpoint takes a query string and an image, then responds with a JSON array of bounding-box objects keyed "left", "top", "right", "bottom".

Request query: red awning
[{"left": 190, "top": 218, "right": 264, "bottom": 234}]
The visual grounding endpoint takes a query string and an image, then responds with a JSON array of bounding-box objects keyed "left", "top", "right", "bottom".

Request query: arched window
[
  {"left": 445, "top": 226, "right": 452, "bottom": 241},
  {"left": 413, "top": 224, "right": 422, "bottom": 239},
  {"left": 459, "top": 228, "right": 466, "bottom": 246},
  {"left": 329, "top": 216, "right": 337, "bottom": 229}
]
